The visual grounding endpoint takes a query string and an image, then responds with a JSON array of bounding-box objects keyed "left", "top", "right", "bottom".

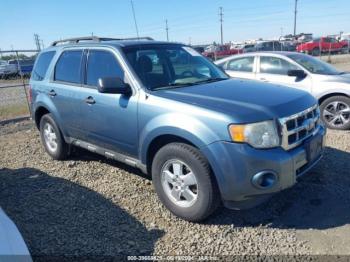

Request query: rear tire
[
  {"left": 320, "top": 96, "right": 350, "bottom": 130},
  {"left": 152, "top": 143, "right": 220, "bottom": 222},
  {"left": 39, "top": 113, "right": 69, "bottom": 160}
]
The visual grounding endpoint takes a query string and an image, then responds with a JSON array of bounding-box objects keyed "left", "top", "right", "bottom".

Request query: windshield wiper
[
  {"left": 152, "top": 77, "right": 228, "bottom": 91},
  {"left": 192, "top": 77, "right": 227, "bottom": 85}
]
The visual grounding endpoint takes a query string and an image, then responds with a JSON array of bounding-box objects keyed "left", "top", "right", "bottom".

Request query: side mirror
[
  {"left": 97, "top": 77, "right": 132, "bottom": 95},
  {"left": 287, "top": 69, "right": 306, "bottom": 78}
]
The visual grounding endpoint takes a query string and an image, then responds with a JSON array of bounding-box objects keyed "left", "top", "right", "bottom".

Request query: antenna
[{"left": 130, "top": 0, "right": 140, "bottom": 39}]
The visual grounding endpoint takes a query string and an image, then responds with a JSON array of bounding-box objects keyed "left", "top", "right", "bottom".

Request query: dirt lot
[{"left": 0, "top": 120, "right": 349, "bottom": 259}]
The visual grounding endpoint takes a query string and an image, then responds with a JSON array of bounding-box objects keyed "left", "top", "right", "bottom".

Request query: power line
[
  {"left": 219, "top": 7, "right": 223, "bottom": 45},
  {"left": 130, "top": 0, "right": 139, "bottom": 38},
  {"left": 293, "top": 0, "right": 298, "bottom": 36},
  {"left": 165, "top": 19, "right": 169, "bottom": 41}
]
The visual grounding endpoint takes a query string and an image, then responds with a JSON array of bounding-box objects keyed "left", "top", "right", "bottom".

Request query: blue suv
[{"left": 30, "top": 36, "right": 325, "bottom": 221}]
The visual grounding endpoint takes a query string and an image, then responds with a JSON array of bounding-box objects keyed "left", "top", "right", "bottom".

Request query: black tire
[
  {"left": 152, "top": 143, "right": 220, "bottom": 222},
  {"left": 39, "top": 113, "right": 69, "bottom": 160},
  {"left": 320, "top": 96, "right": 350, "bottom": 130},
  {"left": 312, "top": 48, "right": 320, "bottom": 56}
]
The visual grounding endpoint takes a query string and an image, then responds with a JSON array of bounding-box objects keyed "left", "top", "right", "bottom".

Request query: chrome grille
[{"left": 279, "top": 104, "right": 320, "bottom": 150}]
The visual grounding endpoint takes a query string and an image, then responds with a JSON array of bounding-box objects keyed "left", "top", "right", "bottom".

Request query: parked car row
[
  {"left": 215, "top": 51, "right": 350, "bottom": 130},
  {"left": 0, "top": 59, "right": 34, "bottom": 79},
  {"left": 201, "top": 36, "right": 349, "bottom": 61},
  {"left": 29, "top": 36, "right": 326, "bottom": 222}
]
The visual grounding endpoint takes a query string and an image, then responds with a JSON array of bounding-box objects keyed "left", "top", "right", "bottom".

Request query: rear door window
[
  {"left": 31, "top": 51, "right": 55, "bottom": 81},
  {"left": 227, "top": 57, "right": 254, "bottom": 72},
  {"left": 86, "top": 50, "right": 125, "bottom": 87},
  {"left": 54, "top": 50, "right": 83, "bottom": 84}
]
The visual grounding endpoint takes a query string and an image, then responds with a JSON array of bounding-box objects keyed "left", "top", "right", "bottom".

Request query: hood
[
  {"left": 311, "top": 72, "right": 350, "bottom": 85},
  {"left": 152, "top": 79, "right": 316, "bottom": 123}
]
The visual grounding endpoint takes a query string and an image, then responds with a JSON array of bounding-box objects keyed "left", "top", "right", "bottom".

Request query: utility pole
[
  {"left": 293, "top": 0, "right": 298, "bottom": 36},
  {"left": 165, "top": 19, "right": 169, "bottom": 41},
  {"left": 34, "top": 34, "right": 41, "bottom": 51},
  {"left": 130, "top": 0, "right": 140, "bottom": 38},
  {"left": 219, "top": 7, "right": 224, "bottom": 45}
]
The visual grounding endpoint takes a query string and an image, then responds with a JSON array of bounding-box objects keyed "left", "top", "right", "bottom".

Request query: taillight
[{"left": 27, "top": 84, "right": 32, "bottom": 103}]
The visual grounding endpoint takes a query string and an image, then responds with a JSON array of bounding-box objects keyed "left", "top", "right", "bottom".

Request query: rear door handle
[
  {"left": 48, "top": 90, "right": 56, "bottom": 97},
  {"left": 85, "top": 96, "right": 95, "bottom": 105},
  {"left": 259, "top": 78, "right": 268, "bottom": 82}
]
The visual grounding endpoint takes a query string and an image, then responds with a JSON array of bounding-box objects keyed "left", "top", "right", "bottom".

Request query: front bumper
[{"left": 201, "top": 125, "right": 326, "bottom": 205}]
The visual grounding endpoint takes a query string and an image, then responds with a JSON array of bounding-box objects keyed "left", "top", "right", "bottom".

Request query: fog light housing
[{"left": 252, "top": 171, "right": 278, "bottom": 189}]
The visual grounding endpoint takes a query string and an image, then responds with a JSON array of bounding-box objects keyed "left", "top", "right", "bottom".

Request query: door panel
[
  {"left": 79, "top": 49, "right": 138, "bottom": 157},
  {"left": 50, "top": 50, "right": 85, "bottom": 139}
]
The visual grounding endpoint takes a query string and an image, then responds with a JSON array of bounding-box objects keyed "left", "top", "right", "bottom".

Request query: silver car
[
  {"left": 0, "top": 60, "right": 18, "bottom": 79},
  {"left": 215, "top": 52, "right": 350, "bottom": 130}
]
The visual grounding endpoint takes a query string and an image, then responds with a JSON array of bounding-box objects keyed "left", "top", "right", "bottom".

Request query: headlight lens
[{"left": 229, "top": 120, "right": 280, "bottom": 148}]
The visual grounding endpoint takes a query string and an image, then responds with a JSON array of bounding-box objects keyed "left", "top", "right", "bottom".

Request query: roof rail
[{"left": 51, "top": 36, "right": 154, "bottom": 46}]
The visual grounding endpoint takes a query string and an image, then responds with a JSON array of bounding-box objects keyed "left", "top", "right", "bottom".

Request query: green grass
[{"left": 0, "top": 103, "right": 30, "bottom": 121}]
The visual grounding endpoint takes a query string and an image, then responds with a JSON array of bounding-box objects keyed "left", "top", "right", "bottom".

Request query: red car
[
  {"left": 202, "top": 45, "right": 242, "bottom": 60},
  {"left": 296, "top": 37, "right": 348, "bottom": 56}
]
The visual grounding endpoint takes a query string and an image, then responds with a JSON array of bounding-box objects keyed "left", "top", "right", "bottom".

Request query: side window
[
  {"left": 86, "top": 50, "right": 124, "bottom": 86},
  {"left": 54, "top": 50, "right": 83, "bottom": 84},
  {"left": 31, "top": 51, "right": 55, "bottom": 81},
  {"left": 260, "top": 56, "right": 298, "bottom": 75},
  {"left": 227, "top": 57, "right": 254, "bottom": 72}
]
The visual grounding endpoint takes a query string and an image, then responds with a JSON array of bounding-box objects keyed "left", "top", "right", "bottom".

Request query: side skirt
[{"left": 65, "top": 137, "right": 147, "bottom": 174}]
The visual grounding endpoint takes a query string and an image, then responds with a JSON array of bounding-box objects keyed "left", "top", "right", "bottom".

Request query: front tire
[
  {"left": 152, "top": 143, "right": 220, "bottom": 222},
  {"left": 320, "top": 96, "right": 350, "bottom": 130},
  {"left": 39, "top": 113, "right": 69, "bottom": 160}
]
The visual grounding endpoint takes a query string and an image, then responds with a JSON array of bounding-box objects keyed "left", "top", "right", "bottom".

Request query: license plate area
[{"left": 305, "top": 135, "right": 323, "bottom": 163}]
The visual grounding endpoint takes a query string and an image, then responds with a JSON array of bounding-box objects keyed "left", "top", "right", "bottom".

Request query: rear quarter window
[{"left": 31, "top": 51, "right": 56, "bottom": 81}]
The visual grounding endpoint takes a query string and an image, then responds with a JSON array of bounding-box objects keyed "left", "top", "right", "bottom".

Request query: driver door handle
[
  {"left": 85, "top": 96, "right": 96, "bottom": 105},
  {"left": 259, "top": 78, "right": 268, "bottom": 82}
]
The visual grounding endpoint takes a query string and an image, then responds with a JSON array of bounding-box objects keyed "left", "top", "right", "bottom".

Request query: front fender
[{"left": 139, "top": 112, "right": 222, "bottom": 164}]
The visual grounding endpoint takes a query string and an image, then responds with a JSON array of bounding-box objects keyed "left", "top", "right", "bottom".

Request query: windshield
[
  {"left": 123, "top": 44, "right": 228, "bottom": 90},
  {"left": 287, "top": 53, "right": 341, "bottom": 75}
]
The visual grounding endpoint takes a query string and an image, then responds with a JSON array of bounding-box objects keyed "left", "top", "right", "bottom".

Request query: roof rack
[{"left": 51, "top": 36, "right": 154, "bottom": 46}]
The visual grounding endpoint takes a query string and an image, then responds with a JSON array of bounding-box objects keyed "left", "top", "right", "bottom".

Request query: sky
[{"left": 0, "top": 0, "right": 349, "bottom": 50}]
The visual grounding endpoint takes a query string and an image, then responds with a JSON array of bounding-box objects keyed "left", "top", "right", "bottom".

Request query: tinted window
[
  {"left": 54, "top": 50, "right": 83, "bottom": 83},
  {"left": 227, "top": 57, "right": 254, "bottom": 72},
  {"left": 31, "top": 51, "right": 55, "bottom": 81},
  {"left": 260, "top": 56, "right": 298, "bottom": 75},
  {"left": 86, "top": 50, "right": 124, "bottom": 86}
]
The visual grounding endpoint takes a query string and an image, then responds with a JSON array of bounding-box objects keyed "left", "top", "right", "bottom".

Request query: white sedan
[{"left": 215, "top": 52, "right": 350, "bottom": 130}]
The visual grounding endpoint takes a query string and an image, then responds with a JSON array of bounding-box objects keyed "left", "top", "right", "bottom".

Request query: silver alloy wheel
[
  {"left": 161, "top": 159, "right": 198, "bottom": 208},
  {"left": 43, "top": 122, "right": 58, "bottom": 152},
  {"left": 323, "top": 101, "right": 350, "bottom": 128}
]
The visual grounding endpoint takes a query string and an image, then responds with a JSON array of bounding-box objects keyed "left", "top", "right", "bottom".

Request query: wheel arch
[
  {"left": 318, "top": 92, "right": 350, "bottom": 105},
  {"left": 145, "top": 134, "right": 197, "bottom": 175},
  {"left": 34, "top": 106, "right": 50, "bottom": 129}
]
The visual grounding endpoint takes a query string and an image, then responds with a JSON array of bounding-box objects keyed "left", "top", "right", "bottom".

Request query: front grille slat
[{"left": 279, "top": 104, "right": 320, "bottom": 150}]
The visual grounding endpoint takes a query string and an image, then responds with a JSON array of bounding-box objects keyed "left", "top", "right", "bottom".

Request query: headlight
[{"left": 229, "top": 120, "right": 280, "bottom": 148}]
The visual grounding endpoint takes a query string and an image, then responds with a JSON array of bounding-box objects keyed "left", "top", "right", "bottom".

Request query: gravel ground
[{"left": 0, "top": 120, "right": 349, "bottom": 259}]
